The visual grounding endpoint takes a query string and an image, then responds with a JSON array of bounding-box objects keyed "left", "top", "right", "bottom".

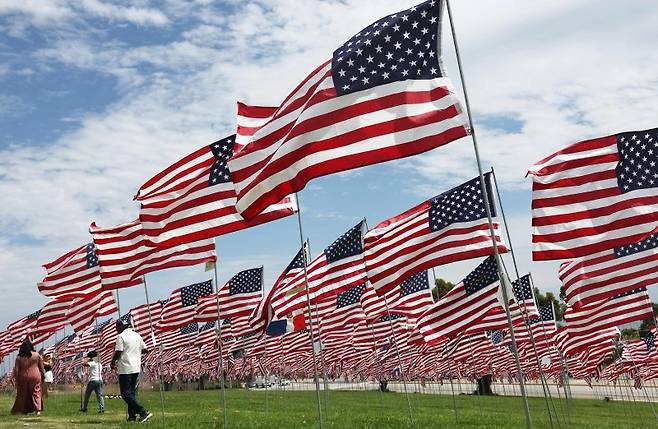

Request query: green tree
[
  {"left": 638, "top": 303, "right": 658, "bottom": 337},
  {"left": 432, "top": 278, "right": 455, "bottom": 301},
  {"left": 533, "top": 287, "right": 565, "bottom": 322}
]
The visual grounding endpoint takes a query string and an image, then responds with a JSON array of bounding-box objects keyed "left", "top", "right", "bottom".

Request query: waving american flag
[{"left": 228, "top": 0, "right": 468, "bottom": 219}]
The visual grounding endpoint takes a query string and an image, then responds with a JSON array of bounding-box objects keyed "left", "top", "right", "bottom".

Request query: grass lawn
[{"left": 0, "top": 387, "right": 654, "bottom": 428}]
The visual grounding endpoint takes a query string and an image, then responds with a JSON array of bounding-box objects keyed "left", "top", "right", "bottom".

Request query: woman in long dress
[{"left": 11, "top": 340, "right": 45, "bottom": 415}]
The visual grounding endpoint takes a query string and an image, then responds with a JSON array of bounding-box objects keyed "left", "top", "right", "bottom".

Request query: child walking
[{"left": 80, "top": 351, "right": 105, "bottom": 414}]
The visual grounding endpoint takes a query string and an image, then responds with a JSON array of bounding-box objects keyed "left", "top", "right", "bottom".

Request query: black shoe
[
  {"left": 127, "top": 415, "right": 137, "bottom": 422},
  {"left": 79, "top": 408, "right": 88, "bottom": 412},
  {"left": 139, "top": 411, "right": 153, "bottom": 423}
]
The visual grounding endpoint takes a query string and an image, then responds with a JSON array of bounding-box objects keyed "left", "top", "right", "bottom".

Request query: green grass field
[{"left": 0, "top": 388, "right": 654, "bottom": 428}]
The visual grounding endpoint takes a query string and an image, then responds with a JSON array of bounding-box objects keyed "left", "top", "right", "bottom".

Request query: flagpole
[
  {"left": 141, "top": 275, "right": 167, "bottom": 425},
  {"left": 210, "top": 248, "right": 229, "bottom": 429},
  {"left": 115, "top": 290, "right": 122, "bottom": 317},
  {"left": 382, "top": 295, "right": 415, "bottom": 427},
  {"left": 443, "top": 1, "right": 533, "bottom": 427},
  {"left": 293, "top": 192, "right": 325, "bottom": 429},
  {"left": 491, "top": 167, "right": 560, "bottom": 429}
]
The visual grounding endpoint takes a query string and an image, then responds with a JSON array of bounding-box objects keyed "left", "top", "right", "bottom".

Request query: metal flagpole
[
  {"left": 115, "top": 290, "right": 122, "bottom": 316},
  {"left": 293, "top": 193, "right": 325, "bottom": 429},
  {"left": 141, "top": 275, "right": 167, "bottom": 425},
  {"left": 444, "top": 1, "right": 533, "bottom": 427},
  {"left": 210, "top": 249, "right": 229, "bottom": 429},
  {"left": 491, "top": 167, "right": 561, "bottom": 429},
  {"left": 382, "top": 295, "right": 415, "bottom": 427}
]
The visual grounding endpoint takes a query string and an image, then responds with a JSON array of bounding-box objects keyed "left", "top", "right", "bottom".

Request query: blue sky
[{"left": 1, "top": 0, "right": 658, "bottom": 334}]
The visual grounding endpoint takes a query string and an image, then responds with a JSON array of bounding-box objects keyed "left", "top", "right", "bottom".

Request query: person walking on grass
[
  {"left": 11, "top": 339, "right": 45, "bottom": 416},
  {"left": 80, "top": 350, "right": 105, "bottom": 414},
  {"left": 110, "top": 319, "right": 152, "bottom": 423}
]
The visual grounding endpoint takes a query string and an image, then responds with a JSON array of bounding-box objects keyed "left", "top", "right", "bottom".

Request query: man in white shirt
[
  {"left": 111, "top": 319, "right": 152, "bottom": 423},
  {"left": 80, "top": 350, "right": 104, "bottom": 413}
]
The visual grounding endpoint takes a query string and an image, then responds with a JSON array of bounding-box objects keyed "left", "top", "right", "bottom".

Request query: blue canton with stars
[
  {"left": 180, "top": 322, "right": 199, "bottom": 335},
  {"left": 614, "top": 232, "right": 658, "bottom": 258},
  {"left": 615, "top": 128, "right": 658, "bottom": 193},
  {"left": 207, "top": 134, "right": 236, "bottom": 186},
  {"left": 488, "top": 330, "right": 506, "bottom": 345},
  {"left": 645, "top": 332, "right": 656, "bottom": 351},
  {"left": 609, "top": 287, "right": 647, "bottom": 301},
  {"left": 380, "top": 313, "right": 405, "bottom": 322},
  {"left": 27, "top": 309, "right": 41, "bottom": 320},
  {"left": 92, "top": 319, "right": 113, "bottom": 335},
  {"left": 400, "top": 270, "right": 429, "bottom": 297},
  {"left": 463, "top": 256, "right": 499, "bottom": 295},
  {"left": 285, "top": 246, "right": 307, "bottom": 273},
  {"left": 325, "top": 221, "right": 364, "bottom": 264},
  {"left": 336, "top": 283, "right": 367, "bottom": 308},
  {"left": 429, "top": 173, "right": 495, "bottom": 232},
  {"left": 200, "top": 321, "right": 216, "bottom": 332},
  {"left": 511, "top": 275, "right": 533, "bottom": 301},
  {"left": 85, "top": 243, "right": 99, "bottom": 268},
  {"left": 119, "top": 313, "right": 132, "bottom": 326},
  {"left": 229, "top": 267, "right": 263, "bottom": 295},
  {"left": 536, "top": 304, "right": 554, "bottom": 323},
  {"left": 332, "top": 0, "right": 441, "bottom": 96},
  {"left": 180, "top": 280, "right": 213, "bottom": 307}
]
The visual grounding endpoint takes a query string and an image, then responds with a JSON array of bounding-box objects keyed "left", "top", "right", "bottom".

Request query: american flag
[
  {"left": 365, "top": 174, "right": 506, "bottom": 295},
  {"left": 315, "top": 283, "right": 367, "bottom": 334},
  {"left": 196, "top": 267, "right": 263, "bottom": 322},
  {"left": 645, "top": 326, "right": 658, "bottom": 351},
  {"left": 249, "top": 246, "right": 306, "bottom": 335},
  {"left": 511, "top": 275, "right": 538, "bottom": 317},
  {"left": 416, "top": 256, "right": 503, "bottom": 344},
  {"left": 128, "top": 299, "right": 169, "bottom": 347},
  {"left": 158, "top": 323, "right": 199, "bottom": 351},
  {"left": 228, "top": 0, "right": 469, "bottom": 220},
  {"left": 528, "top": 127, "right": 658, "bottom": 260},
  {"left": 515, "top": 303, "right": 557, "bottom": 349},
  {"left": 236, "top": 103, "right": 276, "bottom": 151},
  {"left": 90, "top": 219, "right": 216, "bottom": 290},
  {"left": 7, "top": 309, "right": 41, "bottom": 349},
  {"left": 66, "top": 290, "right": 118, "bottom": 334},
  {"left": 564, "top": 287, "right": 653, "bottom": 337},
  {"left": 38, "top": 243, "right": 102, "bottom": 299},
  {"left": 271, "top": 221, "right": 368, "bottom": 317},
  {"left": 33, "top": 297, "right": 72, "bottom": 336},
  {"left": 559, "top": 232, "right": 658, "bottom": 308},
  {"left": 360, "top": 271, "right": 434, "bottom": 321},
  {"left": 134, "top": 132, "right": 297, "bottom": 248},
  {"left": 157, "top": 280, "right": 213, "bottom": 331},
  {"left": 555, "top": 325, "right": 620, "bottom": 358}
]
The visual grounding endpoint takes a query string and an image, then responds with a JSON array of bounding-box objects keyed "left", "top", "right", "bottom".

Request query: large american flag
[
  {"left": 90, "top": 219, "right": 216, "bottom": 290},
  {"left": 416, "top": 256, "right": 503, "bottom": 344},
  {"left": 38, "top": 243, "right": 102, "bottom": 299},
  {"left": 249, "top": 246, "right": 306, "bottom": 335},
  {"left": 196, "top": 267, "right": 263, "bottom": 322},
  {"left": 134, "top": 132, "right": 296, "bottom": 248},
  {"left": 157, "top": 280, "right": 213, "bottom": 331},
  {"left": 528, "top": 127, "right": 658, "bottom": 260},
  {"left": 564, "top": 287, "right": 653, "bottom": 337},
  {"left": 559, "top": 232, "right": 658, "bottom": 308},
  {"left": 365, "top": 174, "right": 507, "bottom": 295},
  {"left": 228, "top": 0, "right": 469, "bottom": 220},
  {"left": 271, "top": 221, "right": 368, "bottom": 317}
]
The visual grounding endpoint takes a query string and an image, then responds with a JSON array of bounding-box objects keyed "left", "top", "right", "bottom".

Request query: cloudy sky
[{"left": 1, "top": 0, "right": 658, "bottom": 332}]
